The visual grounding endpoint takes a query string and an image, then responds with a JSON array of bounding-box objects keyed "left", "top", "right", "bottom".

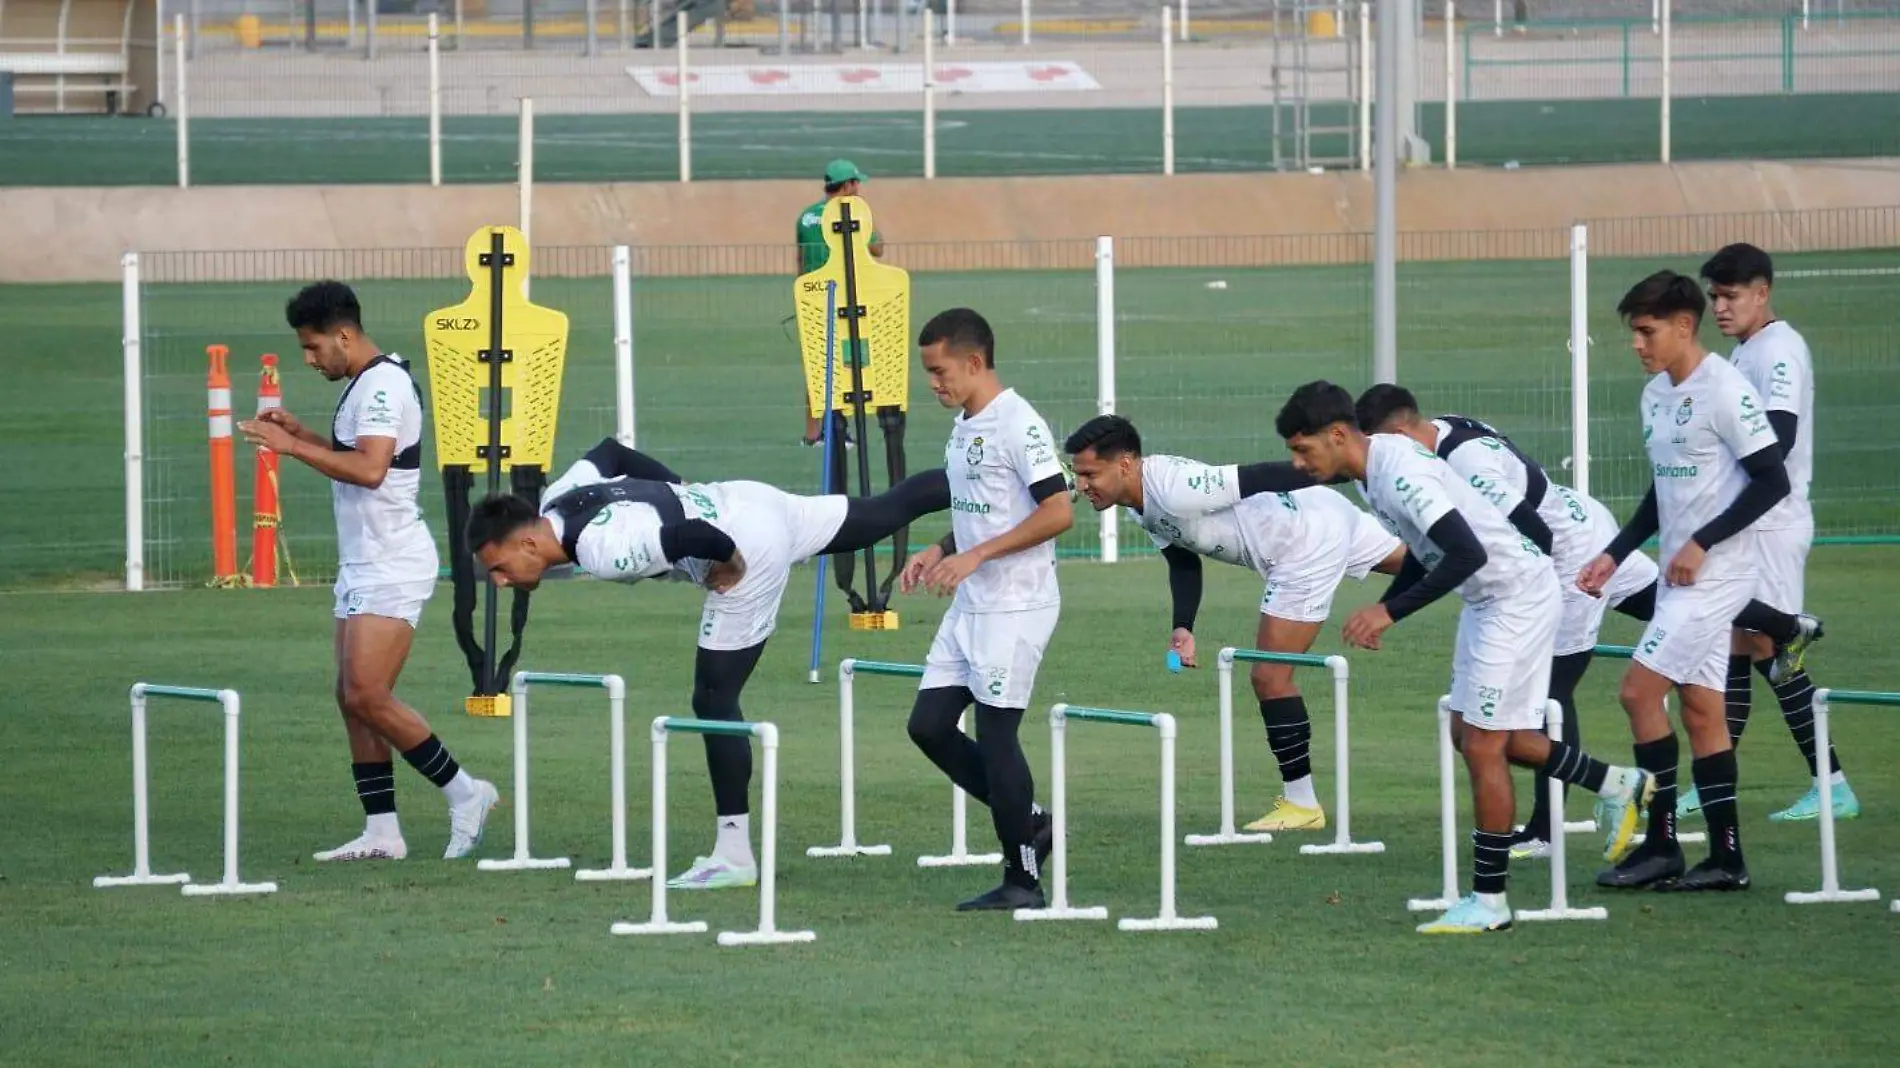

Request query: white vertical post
[
  {"left": 122, "top": 252, "right": 145, "bottom": 592},
  {"left": 1493, "top": 0, "right": 1501, "bottom": 36},
  {"left": 1372, "top": 0, "right": 1398, "bottom": 383},
  {"left": 946, "top": 0, "right": 956, "bottom": 45},
  {"left": 1569, "top": 223, "right": 1590, "bottom": 496},
  {"left": 1802, "top": 0, "right": 1810, "bottom": 31},
  {"left": 519, "top": 97, "right": 534, "bottom": 299},
  {"left": 1020, "top": 0, "right": 1030, "bottom": 45},
  {"left": 1095, "top": 236, "right": 1118, "bottom": 563},
  {"left": 1161, "top": 6, "right": 1175, "bottom": 175},
  {"left": 1179, "top": 0, "right": 1189, "bottom": 39},
  {"left": 1651, "top": 0, "right": 1659, "bottom": 34},
  {"left": 1660, "top": 0, "right": 1672, "bottom": 163},
  {"left": 131, "top": 690, "right": 153, "bottom": 876},
  {"left": 652, "top": 0, "right": 662, "bottom": 49},
  {"left": 367, "top": 0, "right": 380, "bottom": 59},
  {"left": 174, "top": 14, "right": 188, "bottom": 188},
  {"left": 585, "top": 0, "right": 599, "bottom": 55},
  {"left": 613, "top": 245, "right": 636, "bottom": 446},
  {"left": 218, "top": 693, "right": 241, "bottom": 888},
  {"left": 923, "top": 9, "right": 936, "bottom": 179},
  {"left": 1406, "top": 697, "right": 1460, "bottom": 911},
  {"left": 455, "top": 0, "right": 465, "bottom": 46},
  {"left": 1358, "top": 2, "right": 1371, "bottom": 172},
  {"left": 619, "top": 0, "right": 629, "bottom": 49},
  {"left": 1444, "top": 1, "right": 1456, "bottom": 170},
  {"left": 677, "top": 11, "right": 692, "bottom": 182},
  {"left": 1514, "top": 700, "right": 1609, "bottom": 921},
  {"left": 428, "top": 14, "right": 442, "bottom": 187}
]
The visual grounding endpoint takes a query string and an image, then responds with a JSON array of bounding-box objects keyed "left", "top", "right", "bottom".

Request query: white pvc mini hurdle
[
  {"left": 1515, "top": 699, "right": 1608, "bottom": 923},
  {"left": 611, "top": 716, "right": 815, "bottom": 946},
  {"left": 1784, "top": 688, "right": 1887, "bottom": 908},
  {"left": 1188, "top": 648, "right": 1383, "bottom": 854},
  {"left": 477, "top": 671, "right": 649, "bottom": 881},
  {"left": 94, "top": 683, "right": 277, "bottom": 897},
  {"left": 1014, "top": 704, "right": 1217, "bottom": 932}
]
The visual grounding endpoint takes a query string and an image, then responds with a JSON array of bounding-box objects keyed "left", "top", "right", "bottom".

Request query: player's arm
[
  {"left": 966, "top": 478, "right": 1073, "bottom": 564},
  {"left": 1378, "top": 551, "right": 1427, "bottom": 605},
  {"left": 1160, "top": 544, "right": 1204, "bottom": 633},
  {"left": 1600, "top": 487, "right": 1660, "bottom": 565},
  {"left": 1344, "top": 462, "right": 1483, "bottom": 648},
  {"left": 1381, "top": 513, "right": 1487, "bottom": 622},
  {"left": 1448, "top": 444, "right": 1554, "bottom": 556},
  {"left": 285, "top": 433, "right": 396, "bottom": 489},
  {"left": 1692, "top": 448, "right": 1788, "bottom": 552},
  {"left": 1759, "top": 345, "right": 1806, "bottom": 459}
]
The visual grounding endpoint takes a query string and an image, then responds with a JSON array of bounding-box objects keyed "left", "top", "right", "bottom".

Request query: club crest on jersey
[
  {"left": 1675, "top": 398, "right": 1694, "bottom": 426},
  {"left": 965, "top": 436, "right": 985, "bottom": 469}
]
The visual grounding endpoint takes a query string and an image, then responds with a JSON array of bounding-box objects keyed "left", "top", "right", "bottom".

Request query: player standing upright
[
  {"left": 1277, "top": 381, "right": 1653, "bottom": 935},
  {"left": 1581, "top": 270, "right": 1793, "bottom": 892},
  {"left": 237, "top": 281, "right": 498, "bottom": 862},
  {"left": 1062, "top": 414, "right": 1405, "bottom": 832},
  {"left": 899, "top": 308, "right": 1073, "bottom": 912}
]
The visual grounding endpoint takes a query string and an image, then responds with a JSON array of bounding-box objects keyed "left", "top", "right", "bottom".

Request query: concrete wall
[{"left": 8, "top": 157, "right": 1900, "bottom": 283}]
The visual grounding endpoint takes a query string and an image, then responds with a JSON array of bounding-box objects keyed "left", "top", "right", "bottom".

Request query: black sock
[
  {"left": 907, "top": 687, "right": 988, "bottom": 801},
  {"left": 1733, "top": 599, "right": 1800, "bottom": 645},
  {"left": 1692, "top": 750, "right": 1743, "bottom": 864},
  {"left": 1258, "top": 696, "right": 1313, "bottom": 786},
  {"left": 1522, "top": 651, "right": 1591, "bottom": 841},
  {"left": 1632, "top": 735, "right": 1679, "bottom": 849},
  {"left": 352, "top": 761, "right": 396, "bottom": 816},
  {"left": 1472, "top": 829, "right": 1512, "bottom": 895},
  {"left": 1538, "top": 742, "right": 1610, "bottom": 793},
  {"left": 974, "top": 704, "right": 1038, "bottom": 888},
  {"left": 1725, "top": 655, "right": 1754, "bottom": 744},
  {"left": 1755, "top": 661, "right": 1839, "bottom": 777},
  {"left": 400, "top": 735, "right": 462, "bottom": 789},
  {"left": 692, "top": 644, "right": 767, "bottom": 817}
]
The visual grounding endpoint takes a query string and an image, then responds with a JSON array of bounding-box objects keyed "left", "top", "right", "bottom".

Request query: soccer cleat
[
  {"left": 1676, "top": 783, "right": 1703, "bottom": 817},
  {"left": 443, "top": 778, "right": 500, "bottom": 860},
  {"left": 313, "top": 832, "right": 408, "bottom": 862},
  {"left": 1654, "top": 857, "right": 1751, "bottom": 893},
  {"left": 1243, "top": 797, "right": 1327, "bottom": 833},
  {"left": 1509, "top": 837, "right": 1552, "bottom": 861},
  {"left": 1768, "top": 780, "right": 1860, "bottom": 823},
  {"left": 1415, "top": 893, "right": 1513, "bottom": 935},
  {"left": 1768, "top": 614, "right": 1825, "bottom": 684},
  {"left": 1595, "top": 768, "right": 1657, "bottom": 863},
  {"left": 665, "top": 854, "right": 759, "bottom": 890},
  {"left": 956, "top": 881, "right": 1045, "bottom": 912},
  {"left": 1596, "top": 843, "right": 1685, "bottom": 889}
]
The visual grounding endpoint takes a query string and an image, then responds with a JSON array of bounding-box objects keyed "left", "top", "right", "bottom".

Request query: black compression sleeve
[
  {"left": 658, "top": 519, "right": 736, "bottom": 564},
  {"left": 937, "top": 530, "right": 956, "bottom": 554},
  {"left": 1507, "top": 498, "right": 1555, "bottom": 556},
  {"left": 1766, "top": 410, "right": 1798, "bottom": 459},
  {"left": 1028, "top": 473, "right": 1068, "bottom": 503},
  {"left": 1160, "top": 544, "right": 1204, "bottom": 633},
  {"left": 1604, "top": 486, "right": 1660, "bottom": 564},
  {"left": 582, "top": 438, "right": 682, "bottom": 483},
  {"left": 1383, "top": 512, "right": 1488, "bottom": 623},
  {"left": 1692, "top": 447, "right": 1790, "bottom": 551},
  {"left": 1236, "top": 462, "right": 1319, "bottom": 497},
  {"left": 1380, "top": 552, "right": 1427, "bottom": 605}
]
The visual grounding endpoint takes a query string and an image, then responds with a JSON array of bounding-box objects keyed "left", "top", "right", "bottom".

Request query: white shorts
[
  {"left": 1633, "top": 573, "right": 1756, "bottom": 691},
  {"left": 334, "top": 577, "right": 437, "bottom": 628},
  {"left": 697, "top": 483, "right": 848, "bottom": 651},
  {"left": 1449, "top": 567, "right": 1561, "bottom": 731},
  {"left": 1554, "top": 550, "right": 1659, "bottom": 656},
  {"left": 1751, "top": 520, "right": 1813, "bottom": 615},
  {"left": 920, "top": 603, "right": 1060, "bottom": 710},
  {"left": 1260, "top": 504, "right": 1401, "bottom": 623}
]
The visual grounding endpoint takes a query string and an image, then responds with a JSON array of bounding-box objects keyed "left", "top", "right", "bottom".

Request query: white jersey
[
  {"left": 1728, "top": 320, "right": 1813, "bottom": 530},
  {"left": 1356, "top": 434, "right": 1549, "bottom": 605},
  {"left": 1640, "top": 354, "right": 1779, "bottom": 583},
  {"left": 1429, "top": 418, "right": 1599, "bottom": 575},
  {"left": 1136, "top": 454, "right": 1345, "bottom": 573},
  {"left": 944, "top": 388, "right": 1067, "bottom": 613},
  {"left": 541, "top": 457, "right": 726, "bottom": 587},
  {"left": 330, "top": 354, "right": 436, "bottom": 585}
]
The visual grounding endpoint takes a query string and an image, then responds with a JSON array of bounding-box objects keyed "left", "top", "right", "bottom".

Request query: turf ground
[
  {"left": 3, "top": 546, "right": 1900, "bottom": 1065},
  {"left": 3, "top": 92, "right": 1897, "bottom": 185}
]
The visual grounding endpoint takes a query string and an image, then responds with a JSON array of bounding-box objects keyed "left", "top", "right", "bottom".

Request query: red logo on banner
[
  {"left": 1028, "top": 65, "right": 1071, "bottom": 81},
  {"left": 839, "top": 68, "right": 881, "bottom": 84},
  {"left": 748, "top": 69, "right": 791, "bottom": 84},
  {"left": 936, "top": 67, "right": 973, "bottom": 82},
  {"left": 656, "top": 71, "right": 701, "bottom": 85}
]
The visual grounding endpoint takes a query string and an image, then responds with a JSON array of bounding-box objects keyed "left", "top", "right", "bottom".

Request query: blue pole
[{"left": 807, "top": 282, "right": 839, "bottom": 683}]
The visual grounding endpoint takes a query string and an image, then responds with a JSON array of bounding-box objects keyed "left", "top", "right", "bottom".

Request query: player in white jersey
[
  {"left": 1353, "top": 387, "right": 1661, "bottom": 859},
  {"left": 1061, "top": 414, "right": 1404, "bottom": 832},
  {"left": 1694, "top": 242, "right": 1853, "bottom": 824},
  {"left": 1276, "top": 381, "right": 1653, "bottom": 935},
  {"left": 237, "top": 281, "right": 498, "bottom": 863},
  {"left": 466, "top": 437, "right": 953, "bottom": 890},
  {"left": 1580, "top": 271, "right": 1794, "bottom": 893},
  {"left": 897, "top": 308, "right": 1073, "bottom": 913}
]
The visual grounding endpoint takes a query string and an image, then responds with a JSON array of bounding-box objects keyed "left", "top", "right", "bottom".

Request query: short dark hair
[
  {"left": 466, "top": 493, "right": 541, "bottom": 553},
  {"left": 1064, "top": 414, "right": 1142, "bottom": 458},
  {"left": 286, "top": 280, "right": 364, "bottom": 334},
  {"left": 919, "top": 307, "right": 996, "bottom": 368},
  {"left": 1275, "top": 380, "right": 1357, "bottom": 440},
  {"left": 1700, "top": 242, "right": 1774, "bottom": 288},
  {"left": 1353, "top": 383, "right": 1421, "bottom": 434},
  {"left": 1616, "top": 269, "right": 1706, "bottom": 326}
]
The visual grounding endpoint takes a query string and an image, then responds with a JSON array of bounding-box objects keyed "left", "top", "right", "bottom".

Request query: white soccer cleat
[
  {"left": 444, "top": 778, "right": 501, "bottom": 860},
  {"left": 313, "top": 833, "right": 408, "bottom": 862}
]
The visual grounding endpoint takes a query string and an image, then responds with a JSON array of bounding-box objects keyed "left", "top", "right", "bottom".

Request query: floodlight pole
[{"left": 1372, "top": 0, "right": 1399, "bottom": 384}]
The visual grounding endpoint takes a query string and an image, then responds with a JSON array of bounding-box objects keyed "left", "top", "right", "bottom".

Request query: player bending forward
[
  {"left": 238, "top": 281, "right": 498, "bottom": 862},
  {"left": 1063, "top": 413, "right": 1405, "bottom": 832},
  {"left": 466, "top": 437, "right": 952, "bottom": 890},
  {"left": 1277, "top": 381, "right": 1654, "bottom": 935},
  {"left": 899, "top": 308, "right": 1072, "bottom": 912}
]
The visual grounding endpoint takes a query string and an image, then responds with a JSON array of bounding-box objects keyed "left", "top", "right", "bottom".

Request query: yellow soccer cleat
[{"left": 1242, "top": 797, "right": 1327, "bottom": 833}]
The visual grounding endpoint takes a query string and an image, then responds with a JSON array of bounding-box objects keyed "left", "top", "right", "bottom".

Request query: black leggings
[
  {"left": 582, "top": 438, "right": 683, "bottom": 484},
  {"left": 1521, "top": 650, "right": 1594, "bottom": 840},
  {"left": 906, "top": 686, "right": 1037, "bottom": 854},
  {"left": 821, "top": 468, "right": 950, "bottom": 555},
  {"left": 691, "top": 642, "right": 767, "bottom": 817}
]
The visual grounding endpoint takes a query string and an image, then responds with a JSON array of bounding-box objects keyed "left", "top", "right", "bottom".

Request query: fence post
[
  {"left": 614, "top": 245, "right": 636, "bottom": 446},
  {"left": 1162, "top": 6, "right": 1175, "bottom": 176},
  {"left": 1095, "top": 235, "right": 1118, "bottom": 564},
  {"left": 678, "top": 11, "right": 692, "bottom": 182},
  {"left": 923, "top": 9, "right": 936, "bottom": 179},
  {"left": 1660, "top": 0, "right": 1672, "bottom": 163},
  {"left": 174, "top": 13, "right": 188, "bottom": 189},
  {"left": 1569, "top": 223, "right": 1589, "bottom": 496},
  {"left": 428, "top": 13, "right": 442, "bottom": 187},
  {"left": 123, "top": 252, "right": 145, "bottom": 592},
  {"left": 1444, "top": 0, "right": 1456, "bottom": 170}
]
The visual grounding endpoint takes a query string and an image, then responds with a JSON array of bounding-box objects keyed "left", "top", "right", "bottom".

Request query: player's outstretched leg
[
  {"left": 1242, "top": 614, "right": 1327, "bottom": 833},
  {"left": 580, "top": 437, "right": 683, "bottom": 484},
  {"left": 1755, "top": 657, "right": 1857, "bottom": 823},
  {"left": 668, "top": 643, "right": 767, "bottom": 890},
  {"left": 1513, "top": 650, "right": 1594, "bottom": 859},
  {"left": 1500, "top": 715, "right": 1654, "bottom": 864},
  {"left": 820, "top": 468, "right": 951, "bottom": 554}
]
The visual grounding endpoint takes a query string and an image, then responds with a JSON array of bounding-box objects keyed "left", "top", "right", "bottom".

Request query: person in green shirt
[{"left": 797, "top": 158, "right": 885, "bottom": 447}]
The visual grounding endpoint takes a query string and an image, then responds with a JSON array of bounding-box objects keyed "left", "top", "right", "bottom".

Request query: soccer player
[
  {"left": 1352, "top": 387, "right": 1660, "bottom": 859},
  {"left": 1580, "top": 270, "right": 1793, "bottom": 892},
  {"left": 465, "top": 437, "right": 951, "bottom": 890},
  {"left": 898, "top": 308, "right": 1072, "bottom": 912},
  {"left": 1062, "top": 413, "right": 1405, "bottom": 832},
  {"left": 795, "top": 158, "right": 884, "bottom": 448},
  {"left": 237, "top": 281, "right": 498, "bottom": 862},
  {"left": 1688, "top": 242, "right": 1851, "bottom": 824},
  {"left": 1276, "top": 380, "right": 1653, "bottom": 934}
]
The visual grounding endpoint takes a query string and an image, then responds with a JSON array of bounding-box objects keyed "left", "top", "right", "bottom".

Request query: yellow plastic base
[
  {"left": 466, "top": 694, "right": 513, "bottom": 718},
  {"left": 849, "top": 611, "right": 900, "bottom": 631}
]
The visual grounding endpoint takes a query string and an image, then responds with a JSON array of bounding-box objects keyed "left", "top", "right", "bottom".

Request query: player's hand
[
  {"left": 1341, "top": 603, "right": 1394, "bottom": 651},
  {"left": 257, "top": 408, "right": 306, "bottom": 437},
  {"left": 1169, "top": 628, "right": 1199, "bottom": 669},
  {"left": 705, "top": 550, "right": 747, "bottom": 594},
  {"left": 1576, "top": 553, "right": 1617, "bottom": 598},
  {"left": 237, "top": 418, "right": 298, "bottom": 456},
  {"left": 1665, "top": 541, "right": 1706, "bottom": 588},
  {"left": 924, "top": 551, "right": 981, "bottom": 597},
  {"left": 901, "top": 545, "right": 943, "bottom": 595}
]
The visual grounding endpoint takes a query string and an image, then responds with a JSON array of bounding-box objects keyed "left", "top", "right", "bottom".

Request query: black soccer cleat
[
  {"left": 956, "top": 881, "right": 1046, "bottom": 912},
  {"left": 1596, "top": 843, "right": 1686, "bottom": 889},
  {"left": 1653, "top": 857, "right": 1751, "bottom": 893}
]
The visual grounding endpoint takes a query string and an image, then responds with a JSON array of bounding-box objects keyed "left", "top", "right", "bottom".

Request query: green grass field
[
  {"left": 3, "top": 93, "right": 1897, "bottom": 185},
  {"left": 3, "top": 547, "right": 1900, "bottom": 1065}
]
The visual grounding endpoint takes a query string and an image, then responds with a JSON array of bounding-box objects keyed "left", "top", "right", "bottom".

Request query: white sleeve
[
  {"left": 1442, "top": 439, "right": 1526, "bottom": 517},
  {"left": 572, "top": 504, "right": 673, "bottom": 581},
  {"left": 1759, "top": 338, "right": 1809, "bottom": 416},
  {"left": 1009, "top": 409, "right": 1069, "bottom": 490},
  {"left": 1147, "top": 456, "right": 1243, "bottom": 517},
  {"left": 349, "top": 367, "right": 413, "bottom": 440},
  {"left": 1379, "top": 444, "right": 1458, "bottom": 533},
  {"left": 1718, "top": 372, "right": 1780, "bottom": 460}
]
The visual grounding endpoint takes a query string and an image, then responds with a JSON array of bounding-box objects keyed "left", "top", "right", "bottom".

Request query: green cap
[{"left": 823, "top": 158, "right": 867, "bottom": 186}]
